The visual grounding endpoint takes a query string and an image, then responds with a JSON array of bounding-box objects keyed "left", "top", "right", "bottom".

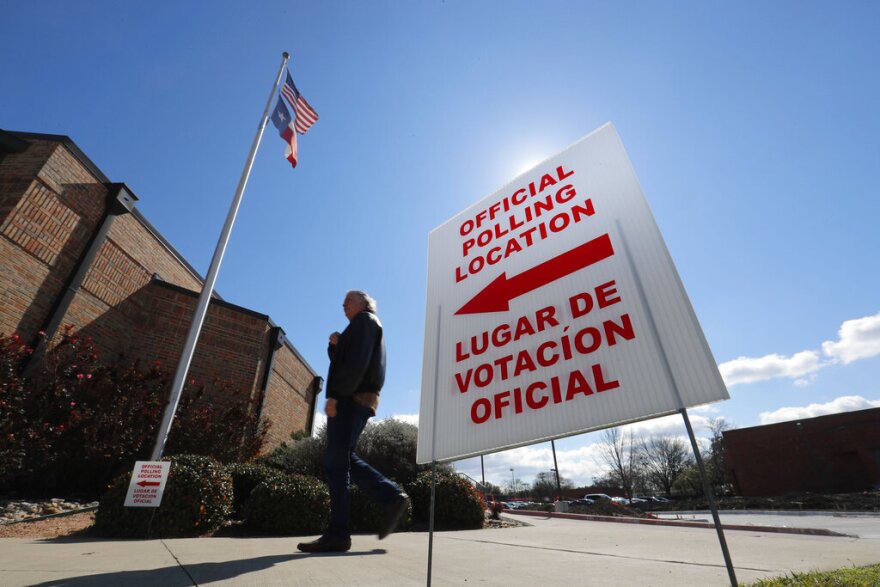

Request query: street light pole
[
  {"left": 551, "top": 440, "right": 562, "bottom": 496},
  {"left": 510, "top": 468, "right": 515, "bottom": 495}
]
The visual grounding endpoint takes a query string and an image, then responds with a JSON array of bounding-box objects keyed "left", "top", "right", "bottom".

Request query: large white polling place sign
[{"left": 417, "top": 123, "right": 728, "bottom": 464}]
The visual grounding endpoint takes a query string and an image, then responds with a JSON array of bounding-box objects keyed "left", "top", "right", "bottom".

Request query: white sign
[
  {"left": 417, "top": 123, "right": 729, "bottom": 464},
  {"left": 124, "top": 461, "right": 170, "bottom": 507}
]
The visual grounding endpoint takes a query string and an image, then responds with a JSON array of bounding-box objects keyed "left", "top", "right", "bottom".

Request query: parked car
[
  {"left": 570, "top": 498, "right": 595, "bottom": 506},
  {"left": 629, "top": 496, "right": 648, "bottom": 503},
  {"left": 583, "top": 493, "right": 612, "bottom": 501},
  {"left": 610, "top": 496, "right": 630, "bottom": 505}
]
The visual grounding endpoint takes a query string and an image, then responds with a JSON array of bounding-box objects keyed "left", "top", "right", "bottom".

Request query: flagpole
[{"left": 150, "top": 52, "right": 291, "bottom": 461}]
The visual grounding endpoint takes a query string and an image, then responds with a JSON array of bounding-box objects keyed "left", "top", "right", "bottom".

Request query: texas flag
[{"left": 270, "top": 97, "right": 297, "bottom": 168}]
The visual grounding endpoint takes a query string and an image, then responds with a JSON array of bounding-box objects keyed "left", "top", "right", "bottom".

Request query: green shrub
[
  {"left": 94, "top": 454, "right": 232, "bottom": 538},
  {"left": 166, "top": 382, "right": 269, "bottom": 464},
  {"left": 407, "top": 470, "right": 485, "bottom": 530},
  {"left": 0, "top": 329, "right": 167, "bottom": 496},
  {"left": 226, "top": 462, "right": 283, "bottom": 517},
  {"left": 0, "top": 328, "right": 269, "bottom": 498},
  {"left": 260, "top": 418, "right": 447, "bottom": 489},
  {"left": 242, "top": 474, "right": 329, "bottom": 535},
  {"left": 259, "top": 427, "right": 326, "bottom": 478},
  {"left": 489, "top": 501, "right": 504, "bottom": 519},
  {"left": 349, "top": 484, "right": 413, "bottom": 534},
  {"left": 356, "top": 419, "right": 425, "bottom": 487}
]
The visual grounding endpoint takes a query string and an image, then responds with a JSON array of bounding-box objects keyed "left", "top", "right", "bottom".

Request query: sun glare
[{"left": 514, "top": 156, "right": 546, "bottom": 178}]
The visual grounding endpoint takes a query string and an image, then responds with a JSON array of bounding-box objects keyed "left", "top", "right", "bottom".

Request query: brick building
[
  {"left": 0, "top": 129, "right": 319, "bottom": 451},
  {"left": 723, "top": 407, "right": 880, "bottom": 496}
]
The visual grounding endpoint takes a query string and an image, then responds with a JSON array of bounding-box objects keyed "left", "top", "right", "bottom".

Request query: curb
[{"left": 506, "top": 509, "right": 853, "bottom": 538}]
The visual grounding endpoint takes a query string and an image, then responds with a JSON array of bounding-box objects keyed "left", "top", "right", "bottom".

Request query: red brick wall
[
  {"left": 0, "top": 141, "right": 106, "bottom": 341},
  {"left": 107, "top": 214, "right": 202, "bottom": 291},
  {"left": 0, "top": 133, "right": 317, "bottom": 450},
  {"left": 262, "top": 344, "right": 318, "bottom": 450},
  {"left": 134, "top": 283, "right": 319, "bottom": 444},
  {"left": 724, "top": 408, "right": 880, "bottom": 496},
  {"left": 134, "top": 282, "right": 271, "bottom": 412}
]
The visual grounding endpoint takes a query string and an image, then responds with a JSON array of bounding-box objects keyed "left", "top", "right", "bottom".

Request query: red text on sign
[
  {"left": 454, "top": 313, "right": 634, "bottom": 393},
  {"left": 459, "top": 165, "right": 575, "bottom": 236},
  {"left": 469, "top": 362, "right": 620, "bottom": 424},
  {"left": 454, "top": 197, "right": 595, "bottom": 283}
]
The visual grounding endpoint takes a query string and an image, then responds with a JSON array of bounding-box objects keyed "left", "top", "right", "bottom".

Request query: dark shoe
[
  {"left": 297, "top": 535, "right": 351, "bottom": 553},
  {"left": 378, "top": 492, "right": 410, "bottom": 540}
]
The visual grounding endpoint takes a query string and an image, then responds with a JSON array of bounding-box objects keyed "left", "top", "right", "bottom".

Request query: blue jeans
[{"left": 324, "top": 399, "right": 401, "bottom": 539}]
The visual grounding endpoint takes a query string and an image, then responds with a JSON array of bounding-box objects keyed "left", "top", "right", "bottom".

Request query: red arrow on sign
[
  {"left": 455, "top": 233, "right": 615, "bottom": 315},
  {"left": 137, "top": 480, "right": 161, "bottom": 487}
]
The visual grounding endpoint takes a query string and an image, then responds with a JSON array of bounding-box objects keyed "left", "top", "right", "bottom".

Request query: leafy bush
[
  {"left": 0, "top": 328, "right": 269, "bottom": 497},
  {"left": 166, "top": 381, "right": 269, "bottom": 464},
  {"left": 94, "top": 454, "right": 232, "bottom": 538},
  {"left": 259, "top": 425, "right": 326, "bottom": 478},
  {"left": 0, "top": 329, "right": 168, "bottom": 495},
  {"left": 407, "top": 470, "right": 485, "bottom": 530},
  {"left": 242, "top": 474, "right": 329, "bottom": 535},
  {"left": 349, "top": 484, "right": 413, "bottom": 534},
  {"left": 489, "top": 501, "right": 503, "bottom": 520},
  {"left": 356, "top": 419, "right": 425, "bottom": 486},
  {"left": 226, "top": 462, "right": 284, "bottom": 517},
  {"left": 0, "top": 333, "right": 47, "bottom": 485}
]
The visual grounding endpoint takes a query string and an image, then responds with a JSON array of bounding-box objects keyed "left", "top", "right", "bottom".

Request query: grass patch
[{"left": 743, "top": 563, "right": 880, "bottom": 586}]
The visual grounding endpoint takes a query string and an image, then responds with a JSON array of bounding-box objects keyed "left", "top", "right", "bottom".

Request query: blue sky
[{"left": 4, "top": 1, "right": 879, "bottom": 488}]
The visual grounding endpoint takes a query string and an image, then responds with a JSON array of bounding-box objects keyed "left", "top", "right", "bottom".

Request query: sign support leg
[
  {"left": 680, "top": 408, "right": 738, "bottom": 587},
  {"left": 427, "top": 461, "right": 437, "bottom": 587},
  {"left": 426, "top": 305, "right": 442, "bottom": 587},
  {"left": 618, "top": 220, "right": 737, "bottom": 585}
]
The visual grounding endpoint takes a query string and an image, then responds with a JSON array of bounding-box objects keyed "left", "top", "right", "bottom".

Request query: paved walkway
[{"left": 1, "top": 513, "right": 878, "bottom": 586}]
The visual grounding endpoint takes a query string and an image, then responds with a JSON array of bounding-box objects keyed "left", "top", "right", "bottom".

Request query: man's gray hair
[{"left": 348, "top": 290, "right": 377, "bottom": 313}]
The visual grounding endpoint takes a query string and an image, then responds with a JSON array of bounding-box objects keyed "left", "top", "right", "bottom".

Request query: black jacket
[{"left": 326, "top": 311, "right": 385, "bottom": 400}]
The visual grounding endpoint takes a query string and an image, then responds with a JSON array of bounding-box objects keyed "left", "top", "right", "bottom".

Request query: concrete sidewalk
[{"left": 1, "top": 514, "right": 878, "bottom": 586}]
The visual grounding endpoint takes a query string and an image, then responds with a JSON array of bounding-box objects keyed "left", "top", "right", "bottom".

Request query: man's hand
[
  {"left": 329, "top": 332, "right": 340, "bottom": 345},
  {"left": 325, "top": 398, "right": 338, "bottom": 418}
]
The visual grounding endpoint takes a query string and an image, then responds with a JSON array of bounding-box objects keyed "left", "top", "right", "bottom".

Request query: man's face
[{"left": 343, "top": 292, "right": 366, "bottom": 321}]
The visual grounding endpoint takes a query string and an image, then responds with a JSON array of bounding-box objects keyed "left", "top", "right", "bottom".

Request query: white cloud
[
  {"left": 447, "top": 415, "right": 730, "bottom": 489},
  {"left": 622, "top": 414, "right": 688, "bottom": 437},
  {"left": 452, "top": 442, "right": 608, "bottom": 489},
  {"left": 312, "top": 412, "right": 327, "bottom": 435},
  {"left": 717, "top": 312, "right": 880, "bottom": 388},
  {"left": 821, "top": 312, "right": 880, "bottom": 364},
  {"left": 367, "top": 414, "right": 729, "bottom": 488},
  {"left": 690, "top": 403, "right": 721, "bottom": 414},
  {"left": 758, "top": 395, "right": 880, "bottom": 425},
  {"left": 718, "top": 351, "right": 822, "bottom": 386},
  {"left": 793, "top": 374, "right": 817, "bottom": 387},
  {"left": 618, "top": 414, "right": 729, "bottom": 453}
]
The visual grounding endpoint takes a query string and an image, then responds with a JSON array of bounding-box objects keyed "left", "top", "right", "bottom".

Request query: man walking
[{"left": 298, "top": 290, "right": 409, "bottom": 553}]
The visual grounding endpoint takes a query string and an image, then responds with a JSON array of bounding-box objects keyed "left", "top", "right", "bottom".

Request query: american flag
[
  {"left": 281, "top": 70, "right": 319, "bottom": 134},
  {"left": 270, "top": 97, "right": 298, "bottom": 168}
]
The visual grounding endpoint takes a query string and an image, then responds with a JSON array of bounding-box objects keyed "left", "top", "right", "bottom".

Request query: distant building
[
  {"left": 723, "top": 407, "right": 880, "bottom": 496},
  {"left": 0, "top": 129, "right": 319, "bottom": 451}
]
